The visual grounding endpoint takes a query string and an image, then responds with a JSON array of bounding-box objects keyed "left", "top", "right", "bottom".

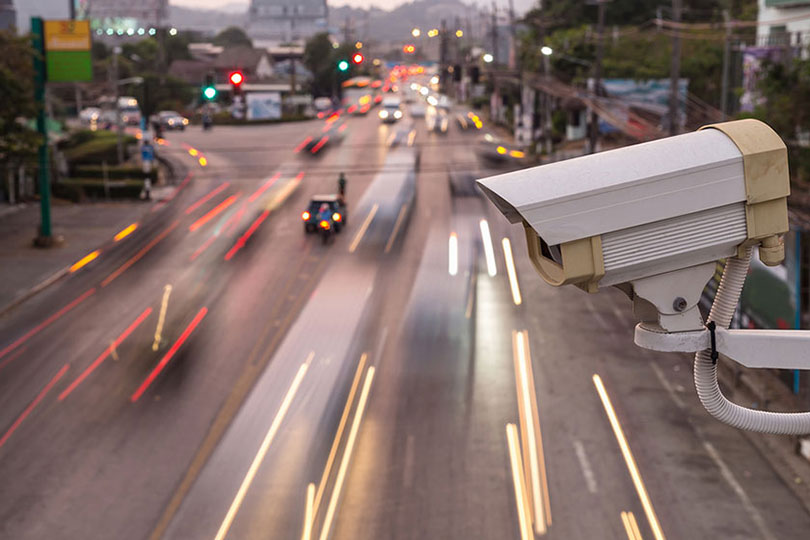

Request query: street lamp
[
  {"left": 483, "top": 53, "right": 494, "bottom": 63},
  {"left": 412, "top": 28, "right": 421, "bottom": 37},
  {"left": 541, "top": 46, "right": 553, "bottom": 56},
  {"left": 455, "top": 29, "right": 463, "bottom": 38}
]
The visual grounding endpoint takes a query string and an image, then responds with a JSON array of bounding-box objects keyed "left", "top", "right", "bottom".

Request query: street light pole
[
  {"left": 113, "top": 46, "right": 124, "bottom": 165},
  {"left": 589, "top": 0, "right": 607, "bottom": 154}
]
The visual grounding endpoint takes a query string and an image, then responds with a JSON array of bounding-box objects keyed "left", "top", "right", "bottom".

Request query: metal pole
[
  {"left": 543, "top": 54, "right": 552, "bottom": 157},
  {"left": 113, "top": 46, "right": 124, "bottom": 165},
  {"left": 440, "top": 19, "right": 448, "bottom": 93},
  {"left": 668, "top": 0, "right": 683, "bottom": 135},
  {"left": 68, "top": 0, "right": 75, "bottom": 20},
  {"left": 720, "top": 9, "right": 731, "bottom": 120},
  {"left": 589, "top": 0, "right": 606, "bottom": 154},
  {"left": 31, "top": 17, "right": 53, "bottom": 244}
]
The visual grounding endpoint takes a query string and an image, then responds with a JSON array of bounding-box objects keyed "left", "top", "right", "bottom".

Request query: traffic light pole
[{"left": 31, "top": 17, "right": 55, "bottom": 246}]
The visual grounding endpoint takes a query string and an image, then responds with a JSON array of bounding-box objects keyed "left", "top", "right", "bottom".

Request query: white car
[{"left": 379, "top": 97, "right": 404, "bottom": 123}]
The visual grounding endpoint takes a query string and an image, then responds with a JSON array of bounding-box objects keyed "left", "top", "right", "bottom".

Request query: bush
[
  {"left": 73, "top": 164, "right": 157, "bottom": 181},
  {"left": 62, "top": 131, "right": 137, "bottom": 164}
]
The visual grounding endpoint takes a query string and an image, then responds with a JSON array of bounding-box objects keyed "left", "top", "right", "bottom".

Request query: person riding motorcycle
[{"left": 337, "top": 172, "right": 347, "bottom": 205}]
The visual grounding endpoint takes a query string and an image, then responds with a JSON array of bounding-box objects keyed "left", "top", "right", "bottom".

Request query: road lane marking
[
  {"left": 349, "top": 204, "right": 379, "bottom": 253},
  {"left": 621, "top": 511, "right": 643, "bottom": 540},
  {"left": 506, "top": 423, "right": 533, "bottom": 540},
  {"left": 0, "top": 288, "right": 96, "bottom": 362},
  {"left": 102, "top": 221, "right": 179, "bottom": 287},
  {"left": 313, "top": 354, "right": 368, "bottom": 522},
  {"left": 248, "top": 173, "right": 281, "bottom": 203},
  {"left": 318, "top": 366, "right": 375, "bottom": 540},
  {"left": 592, "top": 374, "right": 665, "bottom": 540},
  {"left": 302, "top": 483, "right": 316, "bottom": 540},
  {"left": 58, "top": 307, "right": 153, "bottom": 401},
  {"left": 189, "top": 193, "right": 241, "bottom": 232},
  {"left": 131, "top": 307, "right": 208, "bottom": 402},
  {"left": 152, "top": 285, "right": 173, "bottom": 351},
  {"left": 384, "top": 203, "right": 409, "bottom": 253},
  {"left": 0, "top": 363, "right": 69, "bottom": 450},
  {"left": 479, "top": 219, "right": 497, "bottom": 277},
  {"left": 184, "top": 182, "right": 230, "bottom": 215},
  {"left": 114, "top": 223, "right": 138, "bottom": 242},
  {"left": 513, "top": 330, "right": 550, "bottom": 533},
  {"left": 214, "top": 362, "right": 310, "bottom": 540},
  {"left": 502, "top": 238, "right": 522, "bottom": 305},
  {"left": 585, "top": 297, "right": 612, "bottom": 332},
  {"left": 573, "top": 440, "right": 598, "bottom": 494},
  {"left": 449, "top": 232, "right": 458, "bottom": 276},
  {"left": 69, "top": 250, "right": 100, "bottom": 273}
]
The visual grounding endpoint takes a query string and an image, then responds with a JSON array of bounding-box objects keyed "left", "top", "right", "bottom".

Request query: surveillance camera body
[{"left": 478, "top": 119, "right": 789, "bottom": 332}]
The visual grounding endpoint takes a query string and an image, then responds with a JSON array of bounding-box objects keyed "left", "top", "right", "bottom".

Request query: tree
[
  {"left": 0, "top": 31, "right": 40, "bottom": 169},
  {"left": 304, "top": 33, "right": 350, "bottom": 97},
  {"left": 214, "top": 27, "right": 253, "bottom": 48}
]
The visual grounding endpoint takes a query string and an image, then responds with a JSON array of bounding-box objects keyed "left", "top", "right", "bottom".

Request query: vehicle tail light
[
  {"left": 320, "top": 220, "right": 330, "bottom": 229},
  {"left": 332, "top": 212, "right": 342, "bottom": 222},
  {"left": 302, "top": 211, "right": 310, "bottom": 220}
]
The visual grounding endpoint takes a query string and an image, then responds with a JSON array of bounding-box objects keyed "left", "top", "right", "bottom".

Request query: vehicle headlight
[
  {"left": 168, "top": 119, "right": 175, "bottom": 125},
  {"left": 379, "top": 110, "right": 389, "bottom": 119},
  {"left": 394, "top": 110, "right": 403, "bottom": 119},
  {"left": 183, "top": 118, "right": 189, "bottom": 125}
]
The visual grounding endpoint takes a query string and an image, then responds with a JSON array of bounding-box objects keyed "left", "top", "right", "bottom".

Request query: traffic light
[
  {"left": 337, "top": 60, "right": 349, "bottom": 72},
  {"left": 229, "top": 71, "right": 244, "bottom": 95},
  {"left": 403, "top": 44, "right": 415, "bottom": 54},
  {"left": 203, "top": 72, "right": 217, "bottom": 100},
  {"left": 352, "top": 53, "right": 364, "bottom": 65}
]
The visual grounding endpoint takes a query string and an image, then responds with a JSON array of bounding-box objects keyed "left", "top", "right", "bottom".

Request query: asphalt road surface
[{"left": 1, "top": 97, "right": 810, "bottom": 540}]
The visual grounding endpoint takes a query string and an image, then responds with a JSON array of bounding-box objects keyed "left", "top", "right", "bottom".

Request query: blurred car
[
  {"left": 426, "top": 106, "right": 449, "bottom": 134},
  {"left": 410, "top": 103, "right": 426, "bottom": 118},
  {"left": 79, "top": 107, "right": 101, "bottom": 126},
  {"left": 379, "top": 96, "right": 404, "bottom": 123},
  {"left": 477, "top": 133, "right": 527, "bottom": 164},
  {"left": 302, "top": 195, "right": 347, "bottom": 233},
  {"left": 448, "top": 170, "right": 481, "bottom": 197},
  {"left": 155, "top": 111, "right": 189, "bottom": 131},
  {"left": 302, "top": 120, "right": 347, "bottom": 155}
]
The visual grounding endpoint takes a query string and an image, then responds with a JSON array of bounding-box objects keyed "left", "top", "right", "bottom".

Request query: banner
[{"left": 246, "top": 92, "right": 282, "bottom": 121}]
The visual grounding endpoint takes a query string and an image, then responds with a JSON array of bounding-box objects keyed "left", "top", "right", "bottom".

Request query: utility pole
[
  {"left": 720, "top": 9, "right": 731, "bottom": 120},
  {"left": 589, "top": 0, "right": 607, "bottom": 154},
  {"left": 68, "top": 0, "right": 75, "bottom": 20},
  {"left": 113, "top": 46, "right": 124, "bottom": 165},
  {"left": 491, "top": 3, "right": 499, "bottom": 65},
  {"left": 508, "top": 0, "right": 517, "bottom": 69},
  {"left": 70, "top": 0, "right": 82, "bottom": 117},
  {"left": 440, "top": 19, "right": 449, "bottom": 93},
  {"left": 668, "top": 0, "right": 683, "bottom": 135},
  {"left": 31, "top": 17, "right": 54, "bottom": 245}
]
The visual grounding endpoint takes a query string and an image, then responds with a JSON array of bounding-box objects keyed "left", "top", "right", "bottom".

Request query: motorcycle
[{"left": 318, "top": 217, "right": 334, "bottom": 244}]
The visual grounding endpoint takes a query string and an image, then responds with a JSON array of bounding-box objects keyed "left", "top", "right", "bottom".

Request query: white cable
[{"left": 694, "top": 246, "right": 810, "bottom": 434}]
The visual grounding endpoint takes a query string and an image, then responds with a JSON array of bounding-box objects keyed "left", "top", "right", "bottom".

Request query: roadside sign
[{"left": 43, "top": 20, "right": 92, "bottom": 82}]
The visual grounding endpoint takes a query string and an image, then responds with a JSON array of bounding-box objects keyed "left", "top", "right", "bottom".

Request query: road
[{"left": 1, "top": 96, "right": 809, "bottom": 540}]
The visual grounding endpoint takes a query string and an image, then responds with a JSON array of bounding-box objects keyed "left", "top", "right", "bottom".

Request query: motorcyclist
[
  {"left": 337, "top": 172, "right": 347, "bottom": 204},
  {"left": 316, "top": 202, "right": 332, "bottom": 225}
]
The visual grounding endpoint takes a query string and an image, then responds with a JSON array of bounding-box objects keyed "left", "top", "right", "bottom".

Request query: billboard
[
  {"left": 246, "top": 92, "right": 282, "bottom": 121},
  {"left": 602, "top": 78, "right": 688, "bottom": 132},
  {"left": 44, "top": 20, "right": 92, "bottom": 82}
]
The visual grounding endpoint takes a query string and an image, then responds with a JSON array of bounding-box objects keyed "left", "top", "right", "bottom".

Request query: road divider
[
  {"left": 131, "top": 307, "right": 208, "bottom": 402},
  {"left": 59, "top": 307, "right": 153, "bottom": 401},
  {"left": 214, "top": 360, "right": 310, "bottom": 540},
  {"left": 0, "top": 364, "right": 69, "bottom": 450},
  {"left": 593, "top": 374, "right": 665, "bottom": 540}
]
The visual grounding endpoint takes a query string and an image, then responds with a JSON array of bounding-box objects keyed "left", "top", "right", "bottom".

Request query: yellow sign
[{"left": 44, "top": 20, "right": 91, "bottom": 51}]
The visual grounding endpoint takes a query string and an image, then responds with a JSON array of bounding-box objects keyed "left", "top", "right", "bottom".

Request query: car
[
  {"left": 156, "top": 110, "right": 189, "bottom": 131},
  {"left": 79, "top": 107, "right": 101, "bottom": 126},
  {"left": 302, "top": 194, "right": 347, "bottom": 233},
  {"left": 426, "top": 106, "right": 449, "bottom": 134},
  {"left": 379, "top": 96, "right": 404, "bottom": 123},
  {"left": 477, "top": 133, "right": 527, "bottom": 164}
]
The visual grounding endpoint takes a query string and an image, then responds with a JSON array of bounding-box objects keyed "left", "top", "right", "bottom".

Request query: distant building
[
  {"left": 0, "top": 0, "right": 16, "bottom": 30},
  {"left": 83, "top": 0, "right": 168, "bottom": 30},
  {"left": 757, "top": 0, "right": 810, "bottom": 47},
  {"left": 213, "top": 47, "right": 275, "bottom": 82},
  {"left": 247, "top": 0, "right": 328, "bottom": 44}
]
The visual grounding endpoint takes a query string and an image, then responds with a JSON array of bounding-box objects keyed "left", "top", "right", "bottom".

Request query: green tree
[
  {"left": 304, "top": 33, "right": 360, "bottom": 97},
  {"left": 214, "top": 27, "right": 253, "bottom": 48},
  {"left": 0, "top": 31, "right": 40, "bottom": 169}
]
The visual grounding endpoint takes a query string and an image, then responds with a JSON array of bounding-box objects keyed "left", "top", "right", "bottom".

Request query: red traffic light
[
  {"left": 403, "top": 44, "right": 415, "bottom": 54},
  {"left": 352, "top": 53, "right": 364, "bottom": 64},
  {"left": 229, "top": 71, "right": 244, "bottom": 86}
]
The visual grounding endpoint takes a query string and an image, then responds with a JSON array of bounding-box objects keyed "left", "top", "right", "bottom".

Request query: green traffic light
[
  {"left": 337, "top": 60, "right": 349, "bottom": 72},
  {"left": 203, "top": 86, "right": 217, "bottom": 100}
]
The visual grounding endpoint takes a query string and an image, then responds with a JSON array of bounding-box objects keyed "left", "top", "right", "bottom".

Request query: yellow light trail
[
  {"left": 349, "top": 204, "right": 378, "bottom": 253},
  {"left": 506, "top": 423, "right": 533, "bottom": 540},
  {"left": 114, "top": 223, "right": 138, "bottom": 242},
  {"left": 621, "top": 511, "right": 643, "bottom": 540},
  {"left": 318, "top": 367, "right": 375, "bottom": 540},
  {"left": 152, "top": 284, "right": 173, "bottom": 351},
  {"left": 502, "top": 238, "right": 522, "bottom": 305},
  {"left": 301, "top": 483, "right": 315, "bottom": 540},
  {"left": 593, "top": 374, "right": 665, "bottom": 540},
  {"left": 448, "top": 232, "right": 458, "bottom": 276},
  {"left": 188, "top": 148, "right": 198, "bottom": 157},
  {"left": 198, "top": 156, "right": 208, "bottom": 167},
  {"left": 214, "top": 361, "right": 310, "bottom": 540},
  {"left": 69, "top": 250, "right": 100, "bottom": 273},
  {"left": 479, "top": 219, "right": 497, "bottom": 276}
]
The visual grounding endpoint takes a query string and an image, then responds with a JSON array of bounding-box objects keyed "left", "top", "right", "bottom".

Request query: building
[
  {"left": 247, "top": 0, "right": 328, "bottom": 44},
  {"left": 757, "top": 0, "right": 810, "bottom": 47},
  {"left": 82, "top": 0, "right": 168, "bottom": 30},
  {"left": 213, "top": 47, "right": 275, "bottom": 83},
  {"left": 0, "top": 0, "right": 15, "bottom": 30}
]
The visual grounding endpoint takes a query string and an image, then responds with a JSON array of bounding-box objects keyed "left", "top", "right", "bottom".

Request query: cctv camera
[
  {"left": 478, "top": 119, "right": 789, "bottom": 332},
  {"left": 478, "top": 119, "right": 810, "bottom": 436}
]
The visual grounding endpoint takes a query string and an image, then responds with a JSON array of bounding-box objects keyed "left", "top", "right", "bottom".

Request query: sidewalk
[{"left": 0, "top": 200, "right": 153, "bottom": 312}]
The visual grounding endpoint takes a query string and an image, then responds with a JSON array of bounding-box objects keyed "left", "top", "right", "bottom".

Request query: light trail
[
  {"left": 224, "top": 209, "right": 271, "bottom": 261},
  {"left": 479, "top": 219, "right": 497, "bottom": 276},
  {"left": 214, "top": 362, "right": 310, "bottom": 540},
  {"left": 102, "top": 221, "right": 179, "bottom": 287},
  {"left": 506, "top": 423, "right": 533, "bottom": 540},
  {"left": 502, "top": 238, "right": 522, "bottom": 305},
  {"left": 184, "top": 182, "right": 230, "bottom": 215},
  {"left": 301, "top": 483, "right": 315, "bottom": 540},
  {"left": 448, "top": 232, "right": 458, "bottom": 276},
  {"left": 152, "top": 285, "right": 173, "bottom": 351},
  {"left": 318, "top": 367, "right": 375, "bottom": 540},
  {"left": 248, "top": 173, "right": 280, "bottom": 203},
  {"left": 69, "top": 250, "right": 100, "bottom": 273},
  {"left": 113, "top": 223, "right": 138, "bottom": 242},
  {"left": 189, "top": 194, "right": 241, "bottom": 232},
  {"left": 593, "top": 374, "right": 665, "bottom": 540},
  {"left": 0, "top": 364, "right": 69, "bottom": 449},
  {"left": 621, "top": 511, "right": 643, "bottom": 540}
]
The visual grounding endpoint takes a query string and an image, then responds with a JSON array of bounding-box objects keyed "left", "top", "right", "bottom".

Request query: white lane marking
[
  {"left": 479, "top": 219, "right": 497, "bottom": 277},
  {"left": 573, "top": 440, "right": 598, "bottom": 494},
  {"left": 502, "top": 238, "right": 522, "bottom": 305},
  {"left": 152, "top": 284, "right": 173, "bottom": 351},
  {"left": 403, "top": 434, "right": 415, "bottom": 488},
  {"left": 650, "top": 363, "right": 686, "bottom": 410},
  {"left": 384, "top": 204, "right": 408, "bottom": 253},
  {"left": 585, "top": 296, "right": 611, "bottom": 332},
  {"left": 448, "top": 233, "right": 458, "bottom": 276},
  {"left": 349, "top": 204, "right": 379, "bottom": 253},
  {"left": 301, "top": 483, "right": 315, "bottom": 540}
]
